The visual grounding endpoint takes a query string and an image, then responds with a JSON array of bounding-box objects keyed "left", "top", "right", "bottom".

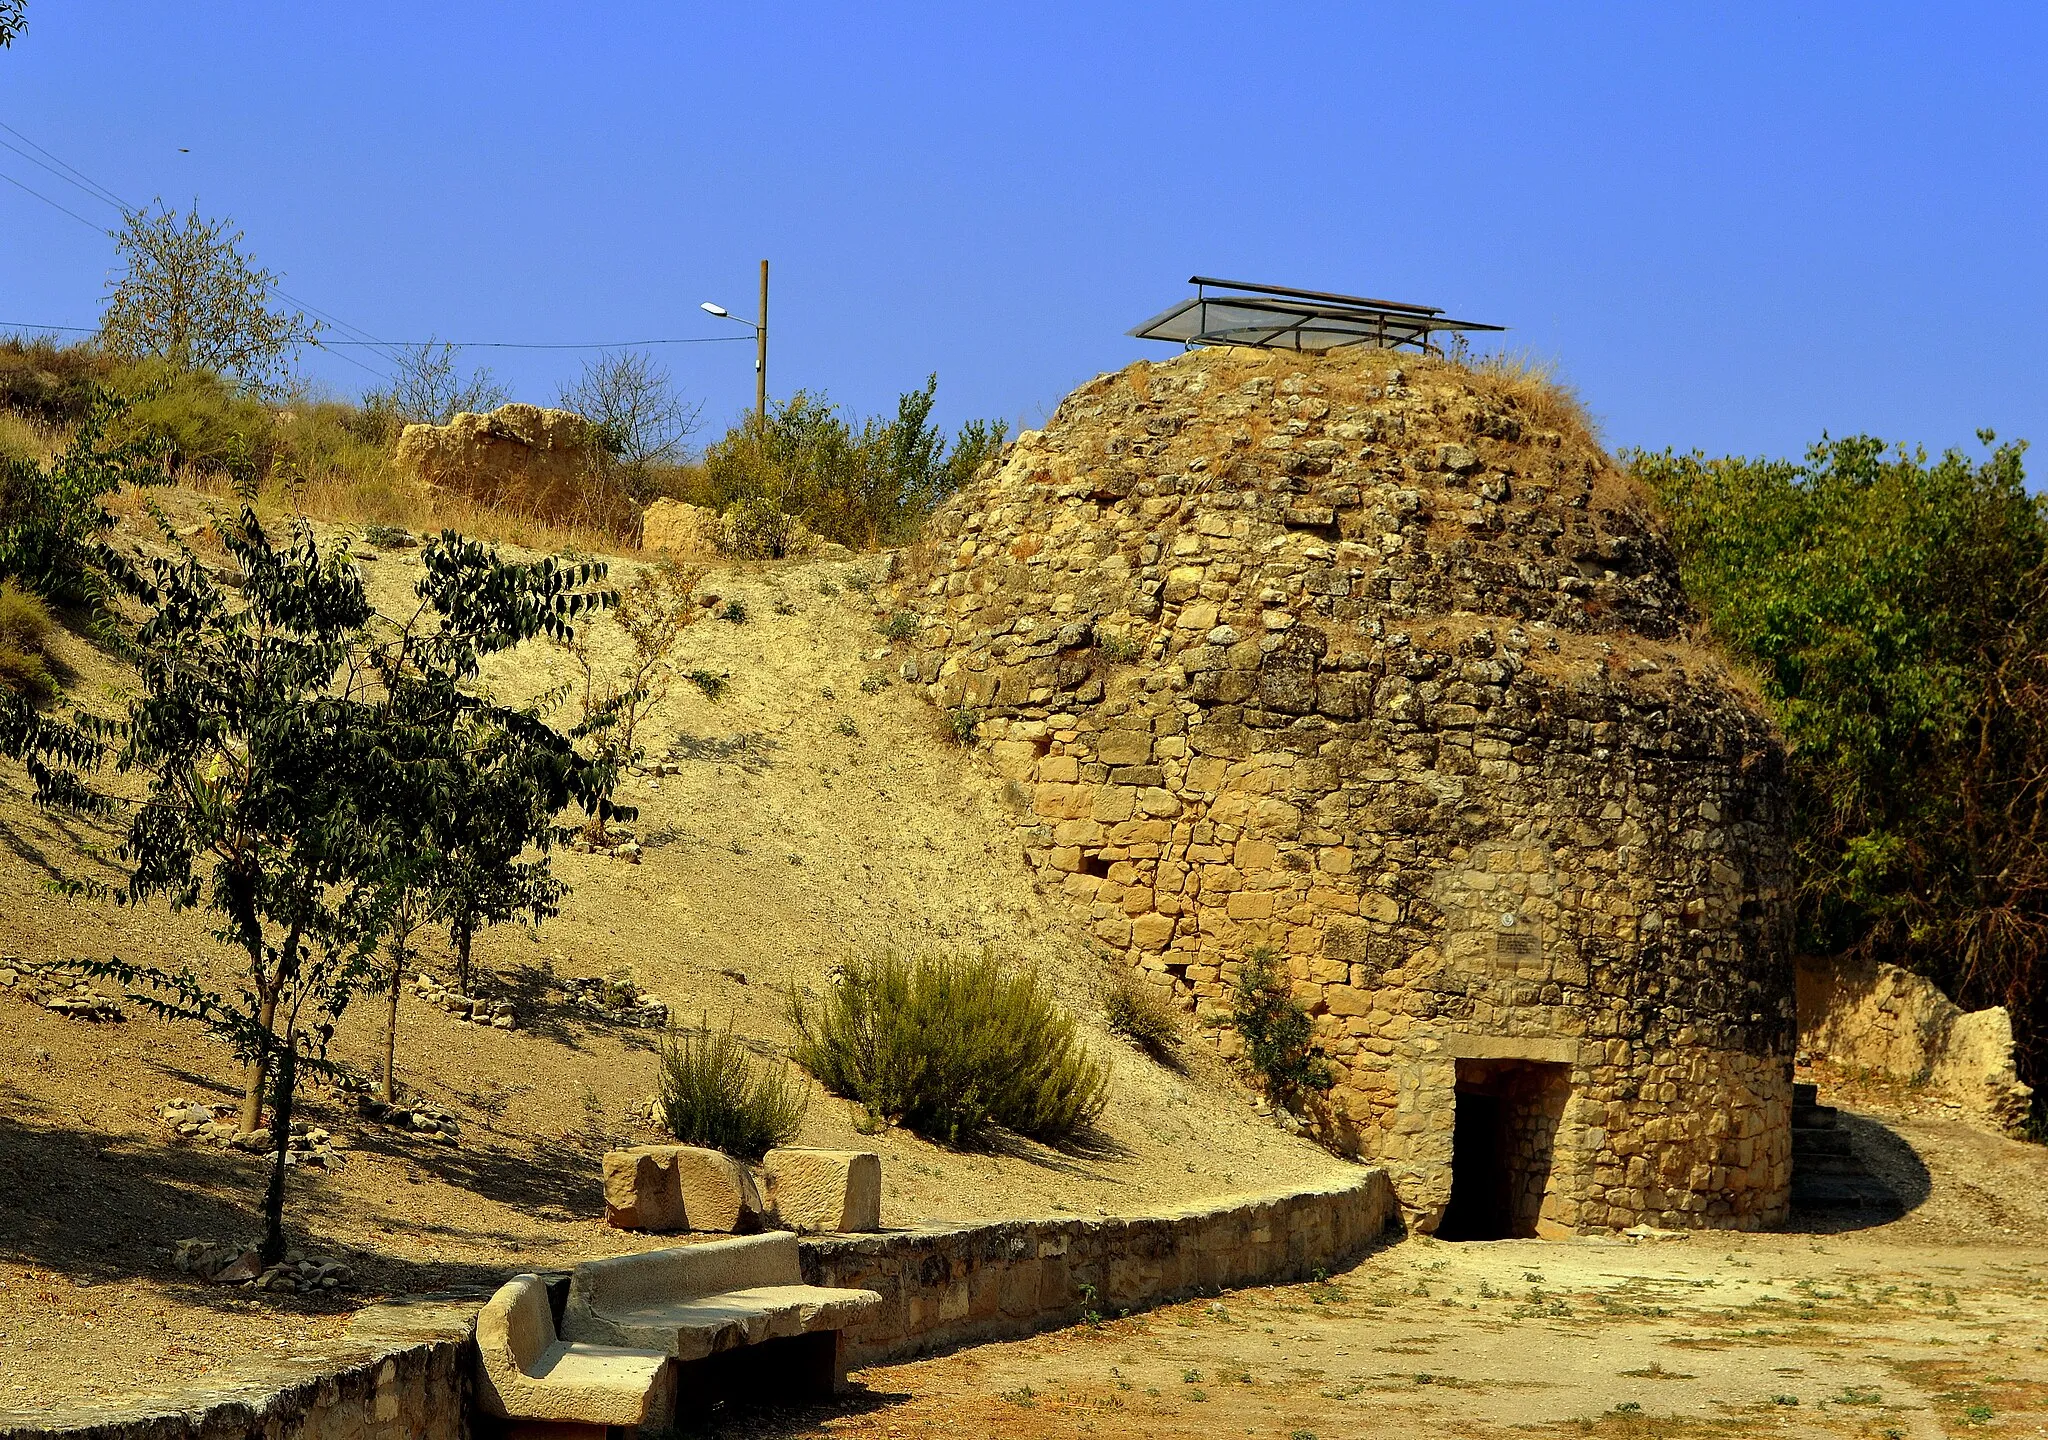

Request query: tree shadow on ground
[
  {"left": 1788, "top": 1108, "right": 1932, "bottom": 1235},
  {"left": 487, "top": 962, "right": 662, "bottom": 1054},
  {"left": 0, "top": 1079, "right": 615, "bottom": 1312}
]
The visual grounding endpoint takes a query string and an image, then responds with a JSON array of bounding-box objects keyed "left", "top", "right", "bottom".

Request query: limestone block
[
  {"left": 603, "top": 1145, "right": 765, "bottom": 1232},
  {"left": 764, "top": 1148, "right": 882, "bottom": 1233},
  {"left": 604, "top": 1147, "right": 687, "bottom": 1231}
]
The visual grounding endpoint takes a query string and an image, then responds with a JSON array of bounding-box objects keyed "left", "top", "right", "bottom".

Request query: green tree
[
  {"left": 16, "top": 511, "right": 620, "bottom": 1260},
  {"left": 0, "top": 1, "right": 26, "bottom": 47},
  {"left": 99, "top": 204, "right": 320, "bottom": 389},
  {"left": 1637, "top": 433, "right": 2048, "bottom": 1124},
  {"left": 363, "top": 536, "right": 622, "bottom": 1103}
]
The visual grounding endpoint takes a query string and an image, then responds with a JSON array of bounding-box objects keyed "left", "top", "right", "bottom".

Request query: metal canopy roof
[{"left": 1128, "top": 276, "right": 1504, "bottom": 354}]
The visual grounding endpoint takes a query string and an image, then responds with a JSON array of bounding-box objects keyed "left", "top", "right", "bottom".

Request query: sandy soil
[
  {"left": 0, "top": 490, "right": 1351, "bottom": 1412},
  {"left": 710, "top": 1105, "right": 2048, "bottom": 1440}
]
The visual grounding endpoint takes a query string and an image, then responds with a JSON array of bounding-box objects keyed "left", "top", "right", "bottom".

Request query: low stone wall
[
  {"left": 801, "top": 1167, "right": 1397, "bottom": 1365},
  {"left": 0, "top": 1299, "right": 478, "bottom": 1440},
  {"left": 1, "top": 1175, "right": 1393, "bottom": 1438}
]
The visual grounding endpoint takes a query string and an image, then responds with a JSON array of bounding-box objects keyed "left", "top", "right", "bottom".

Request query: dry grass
[
  {"left": 177, "top": 465, "right": 642, "bottom": 558},
  {"left": 0, "top": 410, "right": 61, "bottom": 466}
]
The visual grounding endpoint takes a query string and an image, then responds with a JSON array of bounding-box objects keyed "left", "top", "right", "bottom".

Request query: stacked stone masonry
[
  {"left": 895, "top": 347, "right": 1796, "bottom": 1234},
  {"left": 801, "top": 1169, "right": 1396, "bottom": 1365}
]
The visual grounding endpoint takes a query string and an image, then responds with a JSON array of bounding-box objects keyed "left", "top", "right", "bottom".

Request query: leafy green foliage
[
  {"left": 1636, "top": 433, "right": 2048, "bottom": 1115},
  {"left": 700, "top": 379, "right": 1007, "bottom": 552},
  {"left": 0, "top": 387, "right": 160, "bottom": 606},
  {"left": 789, "top": 949, "right": 1110, "bottom": 1148},
  {"left": 19, "top": 509, "right": 621, "bottom": 1259},
  {"left": 657, "top": 1022, "right": 810, "bottom": 1160},
  {"left": 1230, "top": 947, "right": 1333, "bottom": 1104}
]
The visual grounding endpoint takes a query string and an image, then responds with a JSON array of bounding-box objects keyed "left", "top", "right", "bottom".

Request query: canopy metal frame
[{"left": 1128, "top": 276, "right": 1503, "bottom": 355}]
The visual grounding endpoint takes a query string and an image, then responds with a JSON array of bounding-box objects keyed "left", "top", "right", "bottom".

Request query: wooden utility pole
[{"left": 756, "top": 259, "right": 769, "bottom": 423}]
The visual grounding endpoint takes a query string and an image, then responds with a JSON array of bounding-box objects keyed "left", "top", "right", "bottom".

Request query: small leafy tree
[
  {"left": 1229, "top": 947, "right": 1333, "bottom": 1107},
  {"left": 12, "top": 510, "right": 619, "bottom": 1261},
  {"left": 561, "top": 559, "right": 705, "bottom": 776},
  {"left": 0, "top": 1, "right": 25, "bottom": 47},
  {"left": 99, "top": 204, "right": 320, "bottom": 388},
  {"left": 356, "top": 532, "right": 624, "bottom": 1103}
]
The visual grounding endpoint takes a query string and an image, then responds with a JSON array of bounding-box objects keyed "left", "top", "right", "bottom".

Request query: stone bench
[
  {"left": 562, "top": 1233, "right": 882, "bottom": 1395},
  {"left": 474, "top": 1274, "right": 674, "bottom": 1438}
]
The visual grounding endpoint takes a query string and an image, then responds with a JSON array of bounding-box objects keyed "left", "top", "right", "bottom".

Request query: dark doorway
[{"left": 1438, "top": 1058, "right": 1571, "bottom": 1240}]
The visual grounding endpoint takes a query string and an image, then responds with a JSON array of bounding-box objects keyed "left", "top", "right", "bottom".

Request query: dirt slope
[{"left": 0, "top": 488, "right": 1355, "bottom": 1412}]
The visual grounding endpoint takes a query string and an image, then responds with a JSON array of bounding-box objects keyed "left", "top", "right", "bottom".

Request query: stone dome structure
[{"left": 896, "top": 346, "right": 1794, "bottom": 1235}]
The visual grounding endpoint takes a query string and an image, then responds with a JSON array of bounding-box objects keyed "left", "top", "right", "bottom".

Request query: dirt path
[
  {"left": 701, "top": 1100, "right": 2048, "bottom": 1440},
  {"left": 712, "top": 1228, "right": 2047, "bottom": 1440}
]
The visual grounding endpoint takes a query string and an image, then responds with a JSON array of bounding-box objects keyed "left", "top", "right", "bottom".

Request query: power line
[
  {"left": 315, "top": 337, "right": 751, "bottom": 350},
  {"left": 0, "top": 135, "right": 130, "bottom": 216},
  {"left": 0, "top": 119, "right": 135, "bottom": 212},
  {"left": 0, "top": 168, "right": 113, "bottom": 234},
  {"left": 0, "top": 120, "right": 750, "bottom": 372}
]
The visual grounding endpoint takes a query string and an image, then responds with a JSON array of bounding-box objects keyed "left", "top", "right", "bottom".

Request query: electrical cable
[
  {"left": 0, "top": 168, "right": 113, "bottom": 234},
  {"left": 1, "top": 120, "right": 749, "bottom": 365},
  {"left": 0, "top": 118, "right": 136, "bottom": 211}
]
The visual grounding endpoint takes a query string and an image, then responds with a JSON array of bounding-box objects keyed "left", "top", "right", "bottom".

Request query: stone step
[
  {"left": 1792, "top": 1151, "right": 1872, "bottom": 1178},
  {"left": 1791, "top": 1103, "right": 1838, "bottom": 1129},
  {"left": 1791, "top": 1174, "right": 1903, "bottom": 1215},
  {"left": 1792, "top": 1128, "right": 1855, "bottom": 1158},
  {"left": 1793, "top": 1081, "right": 1819, "bottom": 1108}
]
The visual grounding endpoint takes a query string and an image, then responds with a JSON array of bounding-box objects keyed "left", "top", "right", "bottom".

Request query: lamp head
[{"left": 700, "top": 302, "right": 729, "bottom": 317}]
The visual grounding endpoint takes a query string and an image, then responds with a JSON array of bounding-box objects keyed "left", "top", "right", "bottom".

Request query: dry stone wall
[
  {"left": 895, "top": 347, "right": 1796, "bottom": 1234},
  {"left": 802, "top": 1168, "right": 1395, "bottom": 1365}
]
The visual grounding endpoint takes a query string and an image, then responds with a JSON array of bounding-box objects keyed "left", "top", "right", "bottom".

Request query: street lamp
[{"left": 701, "top": 259, "right": 768, "bottom": 423}]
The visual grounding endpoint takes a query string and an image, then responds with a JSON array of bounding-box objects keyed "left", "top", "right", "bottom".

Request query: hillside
[{"left": 0, "top": 485, "right": 1356, "bottom": 1410}]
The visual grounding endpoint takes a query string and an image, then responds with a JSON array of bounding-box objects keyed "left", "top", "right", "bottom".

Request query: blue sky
[{"left": 4, "top": 4, "right": 2044, "bottom": 466}]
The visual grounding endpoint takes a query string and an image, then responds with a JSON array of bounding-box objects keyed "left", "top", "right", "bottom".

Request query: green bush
[
  {"left": 790, "top": 950, "right": 1110, "bottom": 1148},
  {"left": 944, "top": 706, "right": 979, "bottom": 745},
  {"left": 1, "top": 388, "right": 160, "bottom": 605},
  {"left": 1636, "top": 433, "right": 2048, "bottom": 1124},
  {"left": 0, "top": 336, "right": 115, "bottom": 427},
  {"left": 716, "top": 493, "right": 803, "bottom": 560},
  {"left": 1230, "top": 947, "right": 1333, "bottom": 1104},
  {"left": 1102, "top": 966, "right": 1182, "bottom": 1065},
  {"left": 108, "top": 360, "right": 276, "bottom": 487},
  {"left": 656, "top": 1022, "right": 810, "bottom": 1161},
  {"left": 878, "top": 611, "right": 919, "bottom": 641},
  {"left": 0, "top": 580, "right": 56, "bottom": 705}
]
